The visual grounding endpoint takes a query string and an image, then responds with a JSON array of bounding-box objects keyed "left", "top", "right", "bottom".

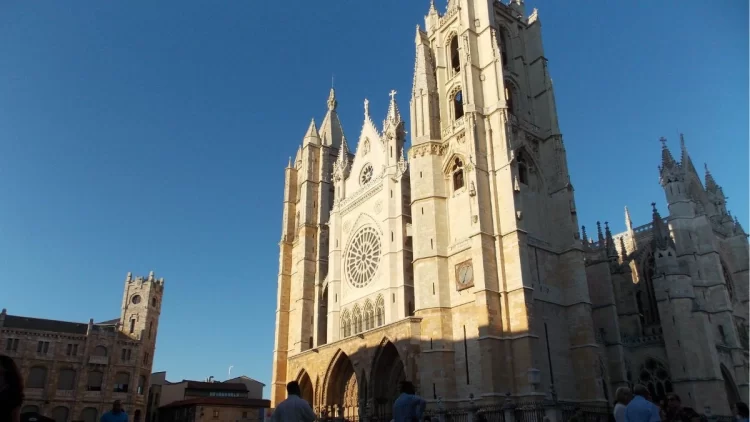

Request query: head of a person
[
  {"left": 615, "top": 387, "right": 633, "bottom": 405},
  {"left": 286, "top": 381, "right": 302, "bottom": 397},
  {"left": 734, "top": 402, "right": 749, "bottom": 418},
  {"left": 400, "top": 381, "right": 415, "bottom": 395},
  {"left": 112, "top": 400, "right": 122, "bottom": 413},
  {"left": 0, "top": 355, "right": 23, "bottom": 395},
  {"left": 666, "top": 393, "right": 682, "bottom": 411},
  {"left": 632, "top": 385, "right": 651, "bottom": 401}
]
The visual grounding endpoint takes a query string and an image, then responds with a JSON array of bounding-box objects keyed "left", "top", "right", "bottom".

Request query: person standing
[
  {"left": 393, "top": 381, "right": 426, "bottom": 422},
  {"left": 733, "top": 402, "right": 749, "bottom": 422},
  {"left": 0, "top": 355, "right": 24, "bottom": 422},
  {"left": 624, "top": 385, "right": 661, "bottom": 422},
  {"left": 663, "top": 393, "right": 699, "bottom": 422},
  {"left": 101, "top": 400, "right": 128, "bottom": 422},
  {"left": 614, "top": 387, "right": 634, "bottom": 422},
  {"left": 271, "top": 381, "right": 316, "bottom": 422}
]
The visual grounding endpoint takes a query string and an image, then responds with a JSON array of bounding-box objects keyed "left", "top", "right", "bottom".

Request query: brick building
[
  {"left": 0, "top": 271, "right": 164, "bottom": 422},
  {"left": 148, "top": 374, "right": 269, "bottom": 422}
]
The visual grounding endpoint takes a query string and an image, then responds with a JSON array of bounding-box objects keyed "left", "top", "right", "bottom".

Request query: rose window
[
  {"left": 345, "top": 226, "right": 381, "bottom": 288},
  {"left": 360, "top": 164, "right": 374, "bottom": 185}
]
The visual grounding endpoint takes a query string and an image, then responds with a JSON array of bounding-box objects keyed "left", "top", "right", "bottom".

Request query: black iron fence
[{"left": 314, "top": 399, "right": 724, "bottom": 422}]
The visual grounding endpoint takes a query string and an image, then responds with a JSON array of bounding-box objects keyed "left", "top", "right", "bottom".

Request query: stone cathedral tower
[{"left": 272, "top": 0, "right": 610, "bottom": 413}]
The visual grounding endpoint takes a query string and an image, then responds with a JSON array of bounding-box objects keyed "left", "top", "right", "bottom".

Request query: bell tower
[
  {"left": 120, "top": 271, "right": 164, "bottom": 368},
  {"left": 409, "top": 0, "right": 602, "bottom": 400}
]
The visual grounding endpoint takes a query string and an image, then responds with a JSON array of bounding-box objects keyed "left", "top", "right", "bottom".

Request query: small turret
[
  {"left": 604, "top": 222, "right": 618, "bottom": 259},
  {"left": 581, "top": 225, "right": 588, "bottom": 246},
  {"left": 319, "top": 88, "right": 345, "bottom": 148},
  {"left": 658, "top": 137, "right": 693, "bottom": 218},
  {"left": 650, "top": 203, "right": 679, "bottom": 275},
  {"left": 410, "top": 25, "right": 441, "bottom": 144},
  {"left": 679, "top": 134, "right": 700, "bottom": 181},
  {"left": 332, "top": 137, "right": 351, "bottom": 203},
  {"left": 303, "top": 119, "right": 321, "bottom": 146}
]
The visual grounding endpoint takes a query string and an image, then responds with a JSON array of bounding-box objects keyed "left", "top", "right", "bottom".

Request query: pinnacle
[
  {"left": 704, "top": 162, "right": 718, "bottom": 191},
  {"left": 624, "top": 206, "right": 633, "bottom": 230},
  {"left": 386, "top": 90, "right": 402, "bottom": 125},
  {"left": 304, "top": 118, "right": 320, "bottom": 140},
  {"left": 327, "top": 88, "right": 338, "bottom": 111},
  {"left": 659, "top": 137, "right": 677, "bottom": 170}
]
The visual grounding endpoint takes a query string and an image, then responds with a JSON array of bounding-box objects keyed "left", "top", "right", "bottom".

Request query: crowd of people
[
  {"left": 3, "top": 352, "right": 749, "bottom": 422},
  {"left": 608, "top": 384, "right": 749, "bottom": 422}
]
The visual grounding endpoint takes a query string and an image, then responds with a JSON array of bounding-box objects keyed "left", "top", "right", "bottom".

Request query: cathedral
[{"left": 271, "top": 0, "right": 749, "bottom": 418}]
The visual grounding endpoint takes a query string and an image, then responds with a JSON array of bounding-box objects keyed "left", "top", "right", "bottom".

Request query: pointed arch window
[
  {"left": 340, "top": 311, "right": 351, "bottom": 338},
  {"left": 504, "top": 81, "right": 515, "bottom": 115},
  {"left": 517, "top": 152, "right": 528, "bottom": 185},
  {"left": 364, "top": 301, "right": 375, "bottom": 331},
  {"left": 499, "top": 28, "right": 511, "bottom": 69},
  {"left": 638, "top": 358, "right": 673, "bottom": 404},
  {"left": 449, "top": 36, "right": 461, "bottom": 74},
  {"left": 353, "top": 306, "right": 363, "bottom": 334},
  {"left": 375, "top": 295, "right": 385, "bottom": 327},
  {"left": 453, "top": 90, "right": 464, "bottom": 120},
  {"left": 722, "top": 262, "right": 734, "bottom": 301},
  {"left": 452, "top": 158, "right": 465, "bottom": 191},
  {"left": 637, "top": 253, "right": 660, "bottom": 332}
]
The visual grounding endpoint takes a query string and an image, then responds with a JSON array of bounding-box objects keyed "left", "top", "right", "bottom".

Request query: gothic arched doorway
[
  {"left": 371, "top": 341, "right": 406, "bottom": 422},
  {"left": 325, "top": 351, "right": 359, "bottom": 419},
  {"left": 720, "top": 364, "right": 741, "bottom": 410},
  {"left": 298, "top": 370, "right": 314, "bottom": 407}
]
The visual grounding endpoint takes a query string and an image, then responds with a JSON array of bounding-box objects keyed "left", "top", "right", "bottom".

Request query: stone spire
[
  {"left": 680, "top": 133, "right": 700, "bottom": 180},
  {"left": 704, "top": 163, "right": 720, "bottom": 193},
  {"left": 385, "top": 90, "right": 402, "bottom": 127},
  {"left": 734, "top": 216, "right": 746, "bottom": 236},
  {"left": 596, "top": 221, "right": 605, "bottom": 245},
  {"left": 619, "top": 236, "right": 628, "bottom": 260},
  {"left": 625, "top": 206, "right": 633, "bottom": 231},
  {"left": 327, "top": 87, "right": 338, "bottom": 111},
  {"left": 411, "top": 24, "right": 440, "bottom": 144},
  {"left": 303, "top": 118, "right": 321, "bottom": 145},
  {"left": 581, "top": 225, "right": 588, "bottom": 244},
  {"left": 319, "top": 88, "right": 345, "bottom": 148},
  {"left": 332, "top": 137, "right": 350, "bottom": 181},
  {"left": 605, "top": 222, "right": 617, "bottom": 258},
  {"left": 650, "top": 203, "right": 675, "bottom": 250}
]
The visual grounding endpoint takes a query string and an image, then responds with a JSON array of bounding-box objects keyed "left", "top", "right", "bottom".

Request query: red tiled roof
[{"left": 160, "top": 397, "right": 270, "bottom": 409}]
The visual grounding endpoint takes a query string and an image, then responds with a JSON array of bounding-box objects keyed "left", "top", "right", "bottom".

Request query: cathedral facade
[{"left": 271, "top": 0, "right": 748, "bottom": 418}]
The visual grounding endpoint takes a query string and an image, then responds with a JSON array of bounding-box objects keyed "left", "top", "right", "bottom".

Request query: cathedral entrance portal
[
  {"left": 298, "top": 370, "right": 314, "bottom": 407},
  {"left": 371, "top": 341, "right": 406, "bottom": 422},
  {"left": 325, "top": 352, "right": 359, "bottom": 419}
]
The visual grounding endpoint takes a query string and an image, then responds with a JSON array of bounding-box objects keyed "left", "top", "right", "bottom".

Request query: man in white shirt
[{"left": 271, "top": 381, "right": 317, "bottom": 422}]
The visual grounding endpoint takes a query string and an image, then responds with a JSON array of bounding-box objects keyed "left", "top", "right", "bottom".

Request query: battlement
[{"left": 125, "top": 270, "right": 165, "bottom": 287}]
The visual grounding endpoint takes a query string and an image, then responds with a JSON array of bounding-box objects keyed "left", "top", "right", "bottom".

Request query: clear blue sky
[{"left": 0, "top": 1, "right": 747, "bottom": 397}]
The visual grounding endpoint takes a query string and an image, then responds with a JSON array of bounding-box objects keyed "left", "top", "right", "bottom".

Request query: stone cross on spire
[
  {"left": 659, "top": 137, "right": 667, "bottom": 149},
  {"left": 389, "top": 90, "right": 398, "bottom": 101},
  {"left": 364, "top": 98, "right": 370, "bottom": 117}
]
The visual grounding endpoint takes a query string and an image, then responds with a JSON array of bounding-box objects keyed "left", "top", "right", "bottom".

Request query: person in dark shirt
[
  {"left": 664, "top": 394, "right": 699, "bottom": 422},
  {"left": 0, "top": 354, "right": 24, "bottom": 422}
]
